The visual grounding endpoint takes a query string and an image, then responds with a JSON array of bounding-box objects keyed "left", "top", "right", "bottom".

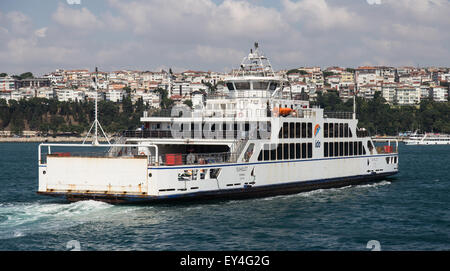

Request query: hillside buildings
[{"left": 1, "top": 65, "right": 448, "bottom": 106}]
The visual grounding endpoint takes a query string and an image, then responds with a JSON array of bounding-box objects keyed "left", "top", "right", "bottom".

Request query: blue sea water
[{"left": 0, "top": 142, "right": 449, "bottom": 251}]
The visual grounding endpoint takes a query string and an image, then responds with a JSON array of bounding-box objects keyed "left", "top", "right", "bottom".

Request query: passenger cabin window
[
  {"left": 278, "top": 122, "right": 313, "bottom": 139},
  {"left": 324, "top": 122, "right": 353, "bottom": 138},
  {"left": 324, "top": 141, "right": 366, "bottom": 157},
  {"left": 367, "top": 141, "right": 374, "bottom": 154},
  {"left": 210, "top": 168, "right": 221, "bottom": 179},
  {"left": 258, "top": 143, "right": 312, "bottom": 161},
  {"left": 244, "top": 143, "right": 255, "bottom": 162}
]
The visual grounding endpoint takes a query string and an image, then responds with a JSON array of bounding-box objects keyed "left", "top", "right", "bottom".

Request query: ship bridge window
[
  {"left": 235, "top": 82, "right": 250, "bottom": 90},
  {"left": 252, "top": 81, "right": 269, "bottom": 90},
  {"left": 269, "top": 82, "right": 278, "bottom": 90},
  {"left": 226, "top": 82, "right": 235, "bottom": 90}
]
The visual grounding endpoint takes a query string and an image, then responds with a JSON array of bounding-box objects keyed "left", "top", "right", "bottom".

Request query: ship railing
[
  {"left": 324, "top": 112, "right": 353, "bottom": 119},
  {"left": 123, "top": 130, "right": 173, "bottom": 139},
  {"left": 39, "top": 143, "right": 237, "bottom": 167},
  {"left": 122, "top": 129, "right": 268, "bottom": 140},
  {"left": 296, "top": 109, "right": 315, "bottom": 118},
  {"left": 38, "top": 143, "right": 157, "bottom": 165},
  {"left": 373, "top": 139, "right": 399, "bottom": 154},
  {"left": 146, "top": 109, "right": 174, "bottom": 117},
  {"left": 204, "top": 93, "right": 306, "bottom": 101},
  {"left": 151, "top": 151, "right": 239, "bottom": 166},
  {"left": 206, "top": 93, "right": 272, "bottom": 99}
]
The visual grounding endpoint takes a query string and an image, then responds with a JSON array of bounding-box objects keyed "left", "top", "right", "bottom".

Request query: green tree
[
  {"left": 155, "top": 88, "right": 174, "bottom": 109},
  {"left": 19, "top": 72, "right": 34, "bottom": 80},
  {"left": 183, "top": 99, "right": 193, "bottom": 108}
]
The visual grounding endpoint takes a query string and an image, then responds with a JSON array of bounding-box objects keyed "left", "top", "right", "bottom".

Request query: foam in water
[
  {"left": 0, "top": 200, "right": 113, "bottom": 239},
  {"left": 258, "top": 180, "right": 392, "bottom": 202}
]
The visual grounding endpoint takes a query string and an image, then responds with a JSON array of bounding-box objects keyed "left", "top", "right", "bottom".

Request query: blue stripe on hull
[{"left": 38, "top": 171, "right": 398, "bottom": 204}]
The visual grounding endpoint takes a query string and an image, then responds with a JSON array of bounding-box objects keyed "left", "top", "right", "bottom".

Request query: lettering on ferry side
[
  {"left": 236, "top": 166, "right": 248, "bottom": 172},
  {"left": 180, "top": 255, "right": 215, "bottom": 269},
  {"left": 315, "top": 140, "right": 321, "bottom": 148}
]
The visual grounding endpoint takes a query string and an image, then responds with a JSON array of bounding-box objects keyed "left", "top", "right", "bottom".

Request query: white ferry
[
  {"left": 37, "top": 44, "right": 399, "bottom": 203},
  {"left": 404, "top": 131, "right": 450, "bottom": 145}
]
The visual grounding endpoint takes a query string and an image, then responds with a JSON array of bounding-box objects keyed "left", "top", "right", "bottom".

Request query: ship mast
[
  {"left": 235, "top": 42, "right": 276, "bottom": 77},
  {"left": 83, "top": 67, "right": 110, "bottom": 145}
]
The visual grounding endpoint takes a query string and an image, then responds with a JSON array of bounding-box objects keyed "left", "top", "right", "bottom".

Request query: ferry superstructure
[
  {"left": 404, "top": 132, "right": 450, "bottom": 145},
  {"left": 37, "top": 44, "right": 399, "bottom": 203}
]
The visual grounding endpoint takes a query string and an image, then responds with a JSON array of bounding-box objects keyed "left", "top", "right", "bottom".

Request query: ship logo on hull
[{"left": 314, "top": 124, "right": 320, "bottom": 137}]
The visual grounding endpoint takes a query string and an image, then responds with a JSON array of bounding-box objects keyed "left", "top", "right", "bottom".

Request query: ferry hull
[{"left": 37, "top": 171, "right": 396, "bottom": 204}]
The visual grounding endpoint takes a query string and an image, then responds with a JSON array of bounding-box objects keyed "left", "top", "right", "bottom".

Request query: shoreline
[
  {"left": 0, "top": 136, "right": 110, "bottom": 143},
  {"left": 0, "top": 135, "right": 407, "bottom": 143}
]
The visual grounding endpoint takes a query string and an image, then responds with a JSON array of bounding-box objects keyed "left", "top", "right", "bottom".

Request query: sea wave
[
  {"left": 258, "top": 180, "right": 392, "bottom": 202},
  {"left": 0, "top": 200, "right": 113, "bottom": 239}
]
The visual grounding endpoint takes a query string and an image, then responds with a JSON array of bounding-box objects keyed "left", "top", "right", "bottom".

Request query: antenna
[{"left": 83, "top": 67, "right": 110, "bottom": 145}]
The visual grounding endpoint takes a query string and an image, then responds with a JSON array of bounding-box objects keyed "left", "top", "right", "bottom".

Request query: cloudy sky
[{"left": 0, "top": 0, "right": 449, "bottom": 75}]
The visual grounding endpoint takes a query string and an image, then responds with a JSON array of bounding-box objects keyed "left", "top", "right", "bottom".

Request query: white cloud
[
  {"left": 367, "top": 0, "right": 382, "bottom": 5},
  {"left": 52, "top": 3, "right": 103, "bottom": 30},
  {"left": 383, "top": 0, "right": 450, "bottom": 25},
  {"left": 34, "top": 27, "right": 48, "bottom": 38},
  {"left": 108, "top": 0, "right": 289, "bottom": 39},
  {"left": 1, "top": 0, "right": 450, "bottom": 74},
  {"left": 208, "top": 0, "right": 288, "bottom": 37},
  {"left": 281, "top": 0, "right": 365, "bottom": 31},
  {"left": 4, "top": 11, "right": 32, "bottom": 35},
  {"left": 194, "top": 45, "right": 244, "bottom": 64},
  {"left": 67, "top": 0, "right": 81, "bottom": 4}
]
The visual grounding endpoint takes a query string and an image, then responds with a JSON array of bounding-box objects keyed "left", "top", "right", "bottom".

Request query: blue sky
[{"left": 0, "top": 0, "right": 449, "bottom": 75}]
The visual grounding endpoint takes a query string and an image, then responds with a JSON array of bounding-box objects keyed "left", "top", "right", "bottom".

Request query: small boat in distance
[{"left": 404, "top": 131, "right": 450, "bottom": 145}]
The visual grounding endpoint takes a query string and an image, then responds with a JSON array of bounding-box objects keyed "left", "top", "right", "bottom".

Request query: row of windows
[
  {"left": 324, "top": 141, "right": 366, "bottom": 157},
  {"left": 279, "top": 122, "right": 313, "bottom": 139},
  {"left": 226, "top": 81, "right": 279, "bottom": 91},
  {"left": 257, "top": 143, "right": 313, "bottom": 161},
  {"left": 172, "top": 122, "right": 272, "bottom": 139},
  {"left": 323, "top": 123, "right": 353, "bottom": 138}
]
